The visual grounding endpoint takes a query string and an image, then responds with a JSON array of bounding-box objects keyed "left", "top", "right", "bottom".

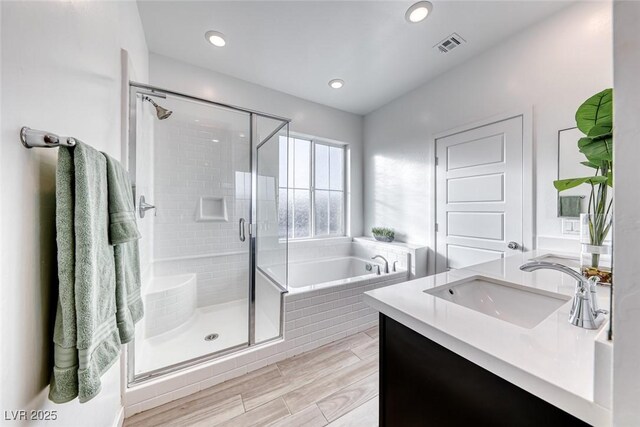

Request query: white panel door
[{"left": 436, "top": 116, "right": 523, "bottom": 272}]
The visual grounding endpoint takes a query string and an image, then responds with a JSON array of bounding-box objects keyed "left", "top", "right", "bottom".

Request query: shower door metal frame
[{"left": 126, "top": 82, "right": 290, "bottom": 386}]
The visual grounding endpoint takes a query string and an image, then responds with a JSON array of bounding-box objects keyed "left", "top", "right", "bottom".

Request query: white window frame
[{"left": 279, "top": 136, "right": 348, "bottom": 240}]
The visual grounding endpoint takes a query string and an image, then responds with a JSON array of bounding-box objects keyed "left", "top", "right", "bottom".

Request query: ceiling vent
[{"left": 435, "top": 33, "right": 466, "bottom": 54}]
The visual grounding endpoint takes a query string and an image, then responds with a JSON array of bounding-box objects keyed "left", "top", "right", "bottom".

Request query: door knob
[{"left": 507, "top": 241, "right": 520, "bottom": 250}]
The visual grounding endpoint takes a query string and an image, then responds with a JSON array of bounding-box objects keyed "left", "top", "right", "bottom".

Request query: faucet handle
[{"left": 587, "top": 276, "right": 607, "bottom": 314}]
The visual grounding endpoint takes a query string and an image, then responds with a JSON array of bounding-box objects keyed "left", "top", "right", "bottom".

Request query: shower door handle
[{"left": 239, "top": 218, "right": 246, "bottom": 242}]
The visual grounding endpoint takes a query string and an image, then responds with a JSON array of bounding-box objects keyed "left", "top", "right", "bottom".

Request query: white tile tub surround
[
  {"left": 143, "top": 274, "right": 197, "bottom": 338},
  {"left": 353, "top": 237, "right": 428, "bottom": 279},
  {"left": 286, "top": 236, "right": 353, "bottom": 262},
  {"left": 124, "top": 261, "right": 406, "bottom": 416}
]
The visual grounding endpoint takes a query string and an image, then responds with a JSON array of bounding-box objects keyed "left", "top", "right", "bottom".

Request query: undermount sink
[{"left": 424, "top": 276, "right": 571, "bottom": 329}]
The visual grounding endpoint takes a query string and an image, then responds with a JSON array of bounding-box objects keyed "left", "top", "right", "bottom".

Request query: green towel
[
  {"left": 50, "top": 142, "right": 121, "bottom": 404},
  {"left": 103, "top": 153, "right": 143, "bottom": 344},
  {"left": 558, "top": 195, "right": 583, "bottom": 218}
]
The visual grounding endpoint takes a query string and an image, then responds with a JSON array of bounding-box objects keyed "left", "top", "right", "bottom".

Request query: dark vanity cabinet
[{"left": 379, "top": 314, "right": 589, "bottom": 427}]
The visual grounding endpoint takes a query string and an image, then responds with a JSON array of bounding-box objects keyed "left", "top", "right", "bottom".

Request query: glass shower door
[
  {"left": 253, "top": 117, "right": 289, "bottom": 344},
  {"left": 130, "top": 87, "right": 252, "bottom": 380}
]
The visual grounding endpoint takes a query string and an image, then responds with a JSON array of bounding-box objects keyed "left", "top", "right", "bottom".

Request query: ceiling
[{"left": 138, "top": 1, "right": 573, "bottom": 115}]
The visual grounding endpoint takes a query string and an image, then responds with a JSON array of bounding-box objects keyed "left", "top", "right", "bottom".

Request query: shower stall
[{"left": 127, "top": 82, "right": 289, "bottom": 383}]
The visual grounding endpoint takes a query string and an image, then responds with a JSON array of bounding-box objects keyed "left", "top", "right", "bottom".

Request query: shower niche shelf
[{"left": 196, "top": 196, "right": 228, "bottom": 222}]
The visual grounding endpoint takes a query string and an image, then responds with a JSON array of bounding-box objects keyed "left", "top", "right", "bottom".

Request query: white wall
[
  {"left": 148, "top": 53, "right": 365, "bottom": 236},
  {"left": 363, "top": 2, "right": 613, "bottom": 251},
  {"left": 0, "top": 2, "right": 148, "bottom": 426},
  {"left": 612, "top": 1, "right": 640, "bottom": 425}
]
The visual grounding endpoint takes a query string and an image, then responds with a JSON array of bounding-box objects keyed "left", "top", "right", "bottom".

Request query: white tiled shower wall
[
  {"left": 151, "top": 99, "right": 252, "bottom": 306},
  {"left": 125, "top": 267, "right": 407, "bottom": 416}
]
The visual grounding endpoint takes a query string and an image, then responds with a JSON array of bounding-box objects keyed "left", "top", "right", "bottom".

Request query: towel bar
[{"left": 20, "top": 127, "right": 77, "bottom": 149}]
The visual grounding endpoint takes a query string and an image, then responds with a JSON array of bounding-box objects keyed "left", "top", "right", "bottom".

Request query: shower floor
[{"left": 135, "top": 299, "right": 279, "bottom": 375}]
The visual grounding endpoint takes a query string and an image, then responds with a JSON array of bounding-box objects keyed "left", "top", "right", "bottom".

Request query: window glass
[
  {"left": 278, "top": 138, "right": 345, "bottom": 239},
  {"left": 315, "top": 190, "right": 330, "bottom": 236},
  {"left": 293, "top": 189, "right": 310, "bottom": 238},
  {"left": 293, "top": 139, "right": 310, "bottom": 189},
  {"left": 315, "top": 144, "right": 330, "bottom": 190},
  {"left": 278, "top": 188, "right": 291, "bottom": 238},
  {"left": 329, "top": 146, "right": 344, "bottom": 191},
  {"left": 279, "top": 138, "right": 288, "bottom": 185},
  {"left": 329, "top": 191, "right": 344, "bottom": 235}
]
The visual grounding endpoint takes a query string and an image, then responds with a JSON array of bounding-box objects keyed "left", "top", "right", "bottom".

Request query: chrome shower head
[
  {"left": 142, "top": 95, "right": 173, "bottom": 120},
  {"left": 155, "top": 105, "right": 172, "bottom": 120}
]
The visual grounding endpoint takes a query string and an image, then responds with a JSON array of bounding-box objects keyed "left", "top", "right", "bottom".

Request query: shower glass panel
[
  {"left": 130, "top": 87, "right": 252, "bottom": 380},
  {"left": 255, "top": 117, "right": 289, "bottom": 344},
  {"left": 128, "top": 83, "right": 290, "bottom": 385}
]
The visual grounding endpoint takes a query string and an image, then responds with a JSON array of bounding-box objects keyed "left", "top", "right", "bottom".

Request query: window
[{"left": 278, "top": 136, "right": 345, "bottom": 239}]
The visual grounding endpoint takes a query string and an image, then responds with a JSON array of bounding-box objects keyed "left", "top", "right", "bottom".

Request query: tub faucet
[
  {"left": 371, "top": 255, "right": 389, "bottom": 274},
  {"left": 519, "top": 261, "right": 607, "bottom": 330}
]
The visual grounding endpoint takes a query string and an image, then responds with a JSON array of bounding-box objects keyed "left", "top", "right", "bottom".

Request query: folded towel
[
  {"left": 50, "top": 142, "right": 121, "bottom": 404},
  {"left": 558, "top": 195, "right": 583, "bottom": 218},
  {"left": 103, "top": 155, "right": 141, "bottom": 245},
  {"left": 103, "top": 153, "right": 143, "bottom": 343}
]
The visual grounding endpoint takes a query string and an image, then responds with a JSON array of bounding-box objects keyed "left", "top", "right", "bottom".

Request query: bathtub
[{"left": 264, "top": 256, "right": 400, "bottom": 294}]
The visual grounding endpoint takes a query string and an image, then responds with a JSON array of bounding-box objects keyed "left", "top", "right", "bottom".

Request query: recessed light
[
  {"left": 212, "top": 139, "right": 219, "bottom": 143},
  {"left": 239, "top": 133, "right": 245, "bottom": 138},
  {"left": 329, "top": 79, "right": 344, "bottom": 89},
  {"left": 205, "top": 30, "right": 226, "bottom": 47},
  {"left": 405, "top": 1, "right": 433, "bottom": 23}
]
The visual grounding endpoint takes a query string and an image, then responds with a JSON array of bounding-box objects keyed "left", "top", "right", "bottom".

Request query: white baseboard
[{"left": 114, "top": 406, "right": 125, "bottom": 427}]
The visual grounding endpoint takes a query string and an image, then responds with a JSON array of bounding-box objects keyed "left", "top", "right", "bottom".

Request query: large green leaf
[
  {"left": 554, "top": 176, "right": 608, "bottom": 192},
  {"left": 575, "top": 88, "right": 613, "bottom": 135},
  {"left": 578, "top": 136, "right": 613, "bottom": 162},
  {"left": 587, "top": 125, "right": 612, "bottom": 140},
  {"left": 607, "top": 171, "right": 613, "bottom": 187},
  {"left": 581, "top": 161, "right": 599, "bottom": 169}
]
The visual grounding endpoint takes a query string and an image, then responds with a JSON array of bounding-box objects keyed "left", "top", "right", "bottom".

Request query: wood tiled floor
[{"left": 125, "top": 327, "right": 380, "bottom": 427}]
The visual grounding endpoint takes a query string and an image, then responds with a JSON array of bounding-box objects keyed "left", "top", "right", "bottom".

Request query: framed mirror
[{"left": 557, "top": 127, "right": 589, "bottom": 217}]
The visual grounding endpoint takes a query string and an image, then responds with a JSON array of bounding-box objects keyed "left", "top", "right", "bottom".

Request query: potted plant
[
  {"left": 554, "top": 88, "right": 613, "bottom": 284},
  {"left": 372, "top": 227, "right": 395, "bottom": 243}
]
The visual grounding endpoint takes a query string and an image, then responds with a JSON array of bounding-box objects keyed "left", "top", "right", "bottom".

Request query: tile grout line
[
  {"left": 317, "top": 372, "right": 379, "bottom": 423},
  {"left": 316, "top": 403, "right": 330, "bottom": 425},
  {"left": 349, "top": 348, "right": 364, "bottom": 361},
  {"left": 325, "top": 395, "right": 377, "bottom": 426},
  {"left": 281, "top": 396, "right": 293, "bottom": 417}
]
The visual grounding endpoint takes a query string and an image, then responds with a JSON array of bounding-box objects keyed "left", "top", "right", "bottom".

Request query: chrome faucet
[
  {"left": 371, "top": 255, "right": 389, "bottom": 274},
  {"left": 519, "top": 261, "right": 607, "bottom": 330}
]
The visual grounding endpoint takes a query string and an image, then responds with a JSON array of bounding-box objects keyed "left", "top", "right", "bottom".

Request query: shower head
[{"left": 142, "top": 95, "right": 173, "bottom": 120}]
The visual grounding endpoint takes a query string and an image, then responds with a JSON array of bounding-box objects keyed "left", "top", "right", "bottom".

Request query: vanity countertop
[{"left": 364, "top": 250, "right": 612, "bottom": 426}]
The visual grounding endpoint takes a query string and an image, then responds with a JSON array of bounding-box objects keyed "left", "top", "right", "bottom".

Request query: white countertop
[{"left": 364, "top": 250, "right": 612, "bottom": 426}]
